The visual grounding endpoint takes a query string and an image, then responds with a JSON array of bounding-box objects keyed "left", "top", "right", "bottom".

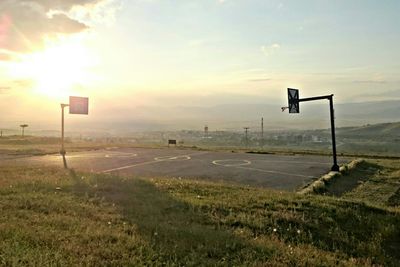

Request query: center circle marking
[{"left": 212, "top": 159, "right": 251, "bottom": 167}]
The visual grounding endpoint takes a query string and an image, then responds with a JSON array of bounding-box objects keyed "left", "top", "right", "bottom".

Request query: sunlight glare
[{"left": 11, "top": 37, "right": 96, "bottom": 99}]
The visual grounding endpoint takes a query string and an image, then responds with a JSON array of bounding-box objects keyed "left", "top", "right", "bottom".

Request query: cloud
[
  {"left": 351, "top": 89, "right": 400, "bottom": 102},
  {"left": 0, "top": 50, "right": 15, "bottom": 61},
  {"left": 261, "top": 43, "right": 281, "bottom": 56},
  {"left": 0, "top": 79, "right": 34, "bottom": 94},
  {"left": 247, "top": 78, "right": 272, "bottom": 82},
  {"left": 28, "top": 0, "right": 103, "bottom": 11},
  {"left": 0, "top": 0, "right": 108, "bottom": 54},
  {"left": 352, "top": 80, "right": 387, "bottom": 84},
  {"left": 188, "top": 39, "right": 207, "bottom": 47},
  {"left": 13, "top": 79, "right": 35, "bottom": 88}
]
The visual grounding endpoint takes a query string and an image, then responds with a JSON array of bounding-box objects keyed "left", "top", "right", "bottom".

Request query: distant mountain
[
  {"left": 3, "top": 99, "right": 399, "bottom": 133},
  {"left": 336, "top": 122, "right": 400, "bottom": 137},
  {"left": 94, "top": 100, "right": 400, "bottom": 131}
]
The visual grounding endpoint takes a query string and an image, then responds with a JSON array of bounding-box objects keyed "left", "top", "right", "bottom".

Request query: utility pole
[
  {"left": 261, "top": 117, "right": 264, "bottom": 146},
  {"left": 244, "top": 127, "right": 250, "bottom": 147}
]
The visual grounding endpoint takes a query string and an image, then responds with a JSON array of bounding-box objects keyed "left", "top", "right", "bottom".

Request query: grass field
[
  {"left": 0, "top": 136, "right": 126, "bottom": 156},
  {"left": 0, "top": 136, "right": 88, "bottom": 155},
  {"left": 316, "top": 159, "right": 400, "bottom": 207},
  {"left": 0, "top": 159, "right": 399, "bottom": 266}
]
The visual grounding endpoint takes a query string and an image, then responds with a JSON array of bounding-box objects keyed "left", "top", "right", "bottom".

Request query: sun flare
[{"left": 10, "top": 37, "right": 96, "bottom": 99}]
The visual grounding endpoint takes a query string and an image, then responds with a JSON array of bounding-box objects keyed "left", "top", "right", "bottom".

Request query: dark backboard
[{"left": 287, "top": 88, "right": 299, "bottom": 113}]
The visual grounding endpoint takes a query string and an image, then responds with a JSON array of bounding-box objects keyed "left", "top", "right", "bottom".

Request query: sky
[{"left": 0, "top": 0, "right": 399, "bottom": 130}]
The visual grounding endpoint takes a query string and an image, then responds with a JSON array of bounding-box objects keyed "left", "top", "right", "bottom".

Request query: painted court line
[
  {"left": 211, "top": 159, "right": 316, "bottom": 178},
  {"left": 101, "top": 159, "right": 161, "bottom": 173},
  {"left": 66, "top": 151, "right": 138, "bottom": 159},
  {"left": 256, "top": 159, "right": 331, "bottom": 165},
  {"left": 101, "top": 151, "right": 208, "bottom": 173},
  {"left": 236, "top": 166, "right": 315, "bottom": 178}
]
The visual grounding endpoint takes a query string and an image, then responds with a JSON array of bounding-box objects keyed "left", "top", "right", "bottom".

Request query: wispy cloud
[
  {"left": 351, "top": 89, "right": 400, "bottom": 102},
  {"left": 352, "top": 80, "right": 387, "bottom": 84},
  {"left": 188, "top": 39, "right": 207, "bottom": 47},
  {"left": 0, "top": 79, "right": 35, "bottom": 94},
  {"left": 0, "top": 50, "right": 15, "bottom": 61},
  {"left": 261, "top": 43, "right": 280, "bottom": 56},
  {"left": 247, "top": 78, "right": 272, "bottom": 82},
  {"left": 13, "top": 79, "right": 35, "bottom": 87}
]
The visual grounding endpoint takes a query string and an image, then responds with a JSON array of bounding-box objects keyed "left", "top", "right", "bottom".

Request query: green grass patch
[
  {"left": 0, "top": 136, "right": 137, "bottom": 156},
  {"left": 299, "top": 159, "right": 400, "bottom": 207},
  {"left": 339, "top": 159, "right": 400, "bottom": 207},
  {"left": 0, "top": 165, "right": 399, "bottom": 266}
]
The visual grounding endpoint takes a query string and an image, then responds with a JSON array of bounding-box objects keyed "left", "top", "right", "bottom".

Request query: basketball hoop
[{"left": 281, "top": 106, "right": 289, "bottom": 112}]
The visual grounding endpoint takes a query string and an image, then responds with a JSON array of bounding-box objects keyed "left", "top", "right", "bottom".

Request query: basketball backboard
[
  {"left": 287, "top": 88, "right": 299, "bottom": 113},
  {"left": 69, "top": 96, "right": 89, "bottom": 115}
]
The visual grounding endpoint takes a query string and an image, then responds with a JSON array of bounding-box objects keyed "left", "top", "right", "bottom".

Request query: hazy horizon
[{"left": 1, "top": 99, "right": 399, "bottom": 134}]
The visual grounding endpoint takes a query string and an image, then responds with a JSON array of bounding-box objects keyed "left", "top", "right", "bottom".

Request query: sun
[{"left": 11, "top": 37, "right": 95, "bottom": 99}]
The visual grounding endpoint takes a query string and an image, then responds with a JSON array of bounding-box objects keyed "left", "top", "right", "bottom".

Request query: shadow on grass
[
  {"left": 326, "top": 161, "right": 382, "bottom": 197},
  {"left": 65, "top": 169, "right": 400, "bottom": 265},
  {"left": 388, "top": 187, "right": 400, "bottom": 206},
  {"left": 67, "top": 170, "right": 272, "bottom": 264}
]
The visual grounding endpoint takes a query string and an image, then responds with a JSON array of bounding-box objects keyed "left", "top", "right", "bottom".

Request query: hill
[
  {"left": 337, "top": 122, "right": 400, "bottom": 138},
  {"left": 94, "top": 100, "right": 400, "bottom": 131}
]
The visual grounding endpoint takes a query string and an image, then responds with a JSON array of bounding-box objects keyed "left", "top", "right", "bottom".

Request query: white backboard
[{"left": 69, "top": 96, "right": 89, "bottom": 115}]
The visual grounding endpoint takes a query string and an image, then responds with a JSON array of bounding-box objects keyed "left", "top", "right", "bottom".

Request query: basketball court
[{"left": 13, "top": 147, "right": 348, "bottom": 191}]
